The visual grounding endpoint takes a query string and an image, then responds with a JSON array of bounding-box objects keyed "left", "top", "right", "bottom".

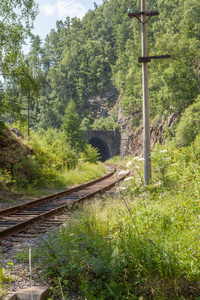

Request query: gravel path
[
  {"left": 2, "top": 231, "right": 54, "bottom": 298},
  {"left": 1, "top": 213, "right": 84, "bottom": 300}
]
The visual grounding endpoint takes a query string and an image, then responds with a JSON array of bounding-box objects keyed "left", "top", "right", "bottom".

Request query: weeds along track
[{"left": 0, "top": 165, "right": 128, "bottom": 251}]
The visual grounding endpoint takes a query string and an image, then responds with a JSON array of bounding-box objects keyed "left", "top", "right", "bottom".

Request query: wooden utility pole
[
  {"left": 128, "top": 1, "right": 170, "bottom": 185},
  {"left": 141, "top": 0, "right": 151, "bottom": 185}
]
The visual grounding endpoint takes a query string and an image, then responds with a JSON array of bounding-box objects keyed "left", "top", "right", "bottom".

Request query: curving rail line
[{"left": 0, "top": 166, "right": 128, "bottom": 245}]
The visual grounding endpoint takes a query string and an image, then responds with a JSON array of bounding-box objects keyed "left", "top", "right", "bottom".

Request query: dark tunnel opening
[{"left": 89, "top": 137, "right": 111, "bottom": 162}]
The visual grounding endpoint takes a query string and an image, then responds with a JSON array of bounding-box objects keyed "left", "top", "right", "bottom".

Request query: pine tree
[{"left": 62, "top": 100, "right": 83, "bottom": 149}]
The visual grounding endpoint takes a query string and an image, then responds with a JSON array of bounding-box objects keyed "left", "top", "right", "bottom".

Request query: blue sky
[{"left": 32, "top": 0, "right": 103, "bottom": 40}]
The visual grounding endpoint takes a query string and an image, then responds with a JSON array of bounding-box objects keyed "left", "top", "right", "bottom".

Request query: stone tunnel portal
[{"left": 89, "top": 137, "right": 111, "bottom": 162}]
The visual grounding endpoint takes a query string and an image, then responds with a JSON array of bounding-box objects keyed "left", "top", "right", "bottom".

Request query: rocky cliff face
[
  {"left": 118, "top": 108, "right": 179, "bottom": 157},
  {"left": 87, "top": 87, "right": 119, "bottom": 119}
]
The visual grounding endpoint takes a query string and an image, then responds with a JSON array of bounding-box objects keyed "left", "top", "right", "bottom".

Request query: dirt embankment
[
  {"left": 0, "top": 124, "right": 34, "bottom": 201},
  {"left": 0, "top": 126, "right": 32, "bottom": 176}
]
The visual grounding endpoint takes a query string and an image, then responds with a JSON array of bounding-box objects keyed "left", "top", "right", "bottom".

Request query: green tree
[
  {"left": 2, "top": 65, "right": 40, "bottom": 125},
  {"left": 0, "top": 0, "right": 38, "bottom": 77},
  {"left": 80, "top": 117, "right": 92, "bottom": 131},
  {"left": 28, "top": 35, "right": 43, "bottom": 74},
  {"left": 0, "top": 0, "right": 39, "bottom": 120},
  {"left": 62, "top": 100, "right": 83, "bottom": 149}
]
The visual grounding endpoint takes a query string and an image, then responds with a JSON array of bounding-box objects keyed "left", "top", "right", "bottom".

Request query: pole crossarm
[
  {"left": 138, "top": 55, "right": 171, "bottom": 63},
  {"left": 128, "top": 10, "right": 159, "bottom": 23},
  {"left": 128, "top": 10, "right": 160, "bottom": 18}
]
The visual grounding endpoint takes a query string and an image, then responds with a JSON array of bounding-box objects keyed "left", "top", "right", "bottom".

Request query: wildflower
[
  {"left": 133, "top": 156, "right": 140, "bottom": 160},
  {"left": 134, "top": 165, "right": 140, "bottom": 169},
  {"left": 124, "top": 176, "right": 133, "bottom": 182},
  {"left": 48, "top": 248, "right": 55, "bottom": 253},
  {"left": 133, "top": 156, "right": 144, "bottom": 161},
  {"left": 61, "top": 260, "right": 66, "bottom": 264},
  {"left": 119, "top": 170, "right": 129, "bottom": 176},
  {"left": 127, "top": 160, "right": 133, "bottom": 168},
  {"left": 160, "top": 149, "right": 167, "bottom": 153},
  {"left": 117, "top": 186, "right": 126, "bottom": 191}
]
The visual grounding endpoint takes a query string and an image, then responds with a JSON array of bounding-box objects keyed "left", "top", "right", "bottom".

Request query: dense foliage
[
  {"left": 1, "top": 0, "right": 199, "bottom": 131},
  {"left": 175, "top": 95, "right": 200, "bottom": 146},
  {"left": 0, "top": 0, "right": 39, "bottom": 120}
]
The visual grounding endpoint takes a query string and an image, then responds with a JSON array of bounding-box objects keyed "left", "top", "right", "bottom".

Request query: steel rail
[
  {"left": 0, "top": 170, "right": 115, "bottom": 217},
  {"left": 0, "top": 170, "right": 129, "bottom": 241}
]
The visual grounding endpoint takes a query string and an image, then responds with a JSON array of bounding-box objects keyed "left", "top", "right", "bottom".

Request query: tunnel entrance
[{"left": 89, "top": 137, "right": 111, "bottom": 162}]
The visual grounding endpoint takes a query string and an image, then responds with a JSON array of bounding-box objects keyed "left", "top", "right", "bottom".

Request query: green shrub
[
  {"left": 81, "top": 144, "right": 101, "bottom": 163},
  {"left": 92, "top": 109, "right": 120, "bottom": 131},
  {"left": 0, "top": 169, "right": 13, "bottom": 189},
  {"left": 13, "top": 155, "right": 42, "bottom": 188},
  {"left": 175, "top": 96, "right": 200, "bottom": 146},
  {"left": 31, "top": 128, "right": 78, "bottom": 170}
]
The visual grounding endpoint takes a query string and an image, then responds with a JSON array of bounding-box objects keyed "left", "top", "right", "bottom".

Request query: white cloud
[
  {"left": 41, "top": 0, "right": 87, "bottom": 19},
  {"left": 41, "top": 3, "right": 55, "bottom": 15}
]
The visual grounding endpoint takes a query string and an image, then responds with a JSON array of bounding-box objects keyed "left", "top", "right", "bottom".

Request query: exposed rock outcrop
[
  {"left": 119, "top": 112, "right": 179, "bottom": 157},
  {"left": 10, "top": 127, "right": 24, "bottom": 139},
  {"left": 87, "top": 87, "right": 119, "bottom": 119}
]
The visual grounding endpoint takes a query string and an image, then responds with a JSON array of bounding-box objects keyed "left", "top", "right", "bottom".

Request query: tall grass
[
  {"left": 19, "top": 134, "right": 200, "bottom": 299},
  {"left": 61, "top": 161, "right": 106, "bottom": 186},
  {"left": 33, "top": 188, "right": 200, "bottom": 299}
]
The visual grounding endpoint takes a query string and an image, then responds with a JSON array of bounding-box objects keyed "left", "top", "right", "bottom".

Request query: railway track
[{"left": 0, "top": 165, "right": 128, "bottom": 251}]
